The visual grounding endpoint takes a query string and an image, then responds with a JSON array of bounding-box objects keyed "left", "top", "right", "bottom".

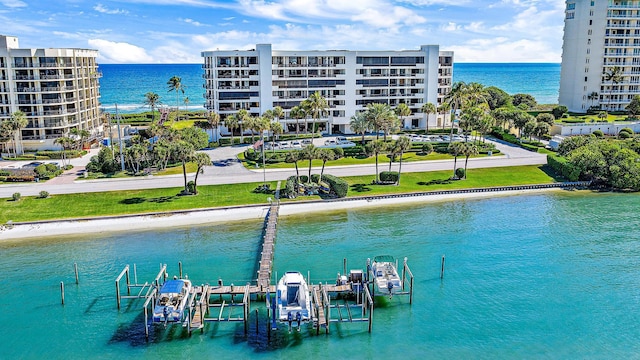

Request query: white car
[
  {"left": 324, "top": 139, "right": 338, "bottom": 146},
  {"left": 279, "top": 141, "right": 291, "bottom": 149},
  {"left": 290, "top": 140, "right": 302, "bottom": 148}
]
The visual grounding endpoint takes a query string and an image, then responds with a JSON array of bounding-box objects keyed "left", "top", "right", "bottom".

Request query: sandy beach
[{"left": 0, "top": 187, "right": 566, "bottom": 241}]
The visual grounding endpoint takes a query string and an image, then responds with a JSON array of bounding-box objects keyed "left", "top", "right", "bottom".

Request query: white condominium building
[
  {"left": 0, "top": 35, "right": 102, "bottom": 152},
  {"left": 202, "top": 44, "right": 453, "bottom": 135},
  {"left": 560, "top": 0, "right": 640, "bottom": 113}
]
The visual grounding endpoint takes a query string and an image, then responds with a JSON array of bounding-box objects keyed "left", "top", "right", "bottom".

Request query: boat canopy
[
  {"left": 373, "top": 255, "right": 395, "bottom": 263},
  {"left": 159, "top": 280, "right": 186, "bottom": 294}
]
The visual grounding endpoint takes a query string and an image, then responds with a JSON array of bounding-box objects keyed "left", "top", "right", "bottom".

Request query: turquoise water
[
  {"left": 98, "top": 63, "right": 561, "bottom": 113},
  {"left": 2, "top": 191, "right": 640, "bottom": 358}
]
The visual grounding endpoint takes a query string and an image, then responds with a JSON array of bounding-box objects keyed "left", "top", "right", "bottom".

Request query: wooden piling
[
  {"left": 74, "top": 263, "right": 79, "bottom": 284},
  {"left": 255, "top": 309, "right": 259, "bottom": 334},
  {"left": 440, "top": 255, "right": 445, "bottom": 279},
  {"left": 60, "top": 281, "right": 65, "bottom": 305},
  {"left": 178, "top": 261, "right": 183, "bottom": 279},
  {"left": 115, "top": 280, "right": 120, "bottom": 309}
]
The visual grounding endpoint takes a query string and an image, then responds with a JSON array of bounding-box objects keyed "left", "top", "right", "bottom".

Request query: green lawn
[{"left": 1, "top": 165, "right": 558, "bottom": 223}]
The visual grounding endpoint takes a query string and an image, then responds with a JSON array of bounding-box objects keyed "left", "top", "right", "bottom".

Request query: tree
[
  {"left": 289, "top": 105, "right": 305, "bottom": 136},
  {"left": 438, "top": 102, "right": 451, "bottom": 129},
  {"left": 485, "top": 86, "right": 511, "bottom": 110},
  {"left": 272, "top": 106, "right": 285, "bottom": 131},
  {"left": 180, "top": 127, "right": 209, "bottom": 150},
  {"left": 316, "top": 148, "right": 335, "bottom": 180},
  {"left": 366, "top": 139, "right": 387, "bottom": 183},
  {"left": 448, "top": 141, "right": 465, "bottom": 179},
  {"left": 512, "top": 93, "right": 537, "bottom": 109},
  {"left": 395, "top": 136, "right": 411, "bottom": 185},
  {"left": 536, "top": 113, "right": 556, "bottom": 126},
  {"left": 301, "top": 144, "right": 317, "bottom": 180},
  {"left": 144, "top": 92, "right": 161, "bottom": 122},
  {"left": 285, "top": 150, "right": 301, "bottom": 187},
  {"left": 0, "top": 121, "right": 12, "bottom": 157},
  {"left": 350, "top": 112, "right": 370, "bottom": 145},
  {"left": 70, "top": 127, "right": 90, "bottom": 151},
  {"left": 551, "top": 105, "right": 568, "bottom": 120},
  {"left": 626, "top": 95, "right": 640, "bottom": 119},
  {"left": 245, "top": 116, "right": 257, "bottom": 143},
  {"left": 523, "top": 119, "right": 537, "bottom": 140},
  {"left": 535, "top": 122, "right": 550, "bottom": 140},
  {"left": 183, "top": 97, "right": 190, "bottom": 115},
  {"left": 306, "top": 91, "right": 328, "bottom": 138},
  {"left": 224, "top": 114, "right": 238, "bottom": 145},
  {"left": 207, "top": 111, "right": 221, "bottom": 144},
  {"left": 420, "top": 102, "right": 436, "bottom": 133},
  {"left": 237, "top": 109, "right": 249, "bottom": 143},
  {"left": 395, "top": 103, "right": 411, "bottom": 130},
  {"left": 54, "top": 136, "right": 74, "bottom": 167},
  {"left": 192, "top": 152, "right": 211, "bottom": 195},
  {"left": 167, "top": 75, "right": 185, "bottom": 120},
  {"left": 172, "top": 140, "right": 194, "bottom": 194},
  {"left": 461, "top": 142, "right": 479, "bottom": 179},
  {"left": 598, "top": 111, "right": 608, "bottom": 121},
  {"left": 365, "top": 103, "right": 396, "bottom": 141},
  {"left": 605, "top": 66, "right": 623, "bottom": 111},
  {"left": 270, "top": 121, "right": 283, "bottom": 149},
  {"left": 7, "top": 111, "right": 27, "bottom": 155},
  {"left": 513, "top": 111, "right": 534, "bottom": 138},
  {"left": 588, "top": 91, "right": 599, "bottom": 108}
]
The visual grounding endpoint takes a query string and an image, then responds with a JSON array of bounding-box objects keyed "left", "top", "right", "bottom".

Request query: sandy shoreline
[{"left": 0, "top": 187, "right": 569, "bottom": 241}]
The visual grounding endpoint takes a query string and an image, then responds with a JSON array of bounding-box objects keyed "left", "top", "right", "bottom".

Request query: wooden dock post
[
  {"left": 402, "top": 257, "right": 407, "bottom": 291},
  {"left": 255, "top": 309, "right": 259, "bottom": 334},
  {"left": 60, "top": 281, "right": 65, "bottom": 305},
  {"left": 133, "top": 264, "right": 137, "bottom": 284},
  {"left": 178, "top": 261, "right": 183, "bottom": 279},
  {"left": 74, "top": 263, "right": 79, "bottom": 284},
  {"left": 440, "top": 255, "right": 445, "bottom": 279},
  {"left": 343, "top": 258, "right": 347, "bottom": 277}
]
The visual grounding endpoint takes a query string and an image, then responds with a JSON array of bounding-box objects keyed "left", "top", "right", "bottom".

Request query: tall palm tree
[
  {"left": 290, "top": 106, "right": 305, "bottom": 136},
  {"left": 588, "top": 91, "right": 599, "bottom": 109},
  {"left": 270, "top": 121, "right": 283, "bottom": 151},
  {"left": 54, "top": 136, "right": 73, "bottom": 167},
  {"left": 395, "top": 136, "right": 411, "bottom": 185},
  {"left": 167, "top": 75, "right": 185, "bottom": 120},
  {"left": 448, "top": 141, "right": 465, "bottom": 179},
  {"left": 365, "top": 103, "right": 395, "bottom": 140},
  {"left": 301, "top": 144, "right": 317, "bottom": 180},
  {"left": 207, "top": 111, "right": 221, "bottom": 145},
  {"left": 421, "top": 102, "right": 437, "bottom": 133},
  {"left": 605, "top": 66, "right": 623, "bottom": 111},
  {"left": 192, "top": 152, "right": 211, "bottom": 195},
  {"left": 445, "top": 82, "right": 467, "bottom": 140},
  {"left": 183, "top": 97, "right": 190, "bottom": 115},
  {"left": 237, "top": 109, "right": 249, "bottom": 143},
  {"left": 273, "top": 106, "right": 285, "bottom": 133},
  {"left": 245, "top": 116, "right": 257, "bottom": 143},
  {"left": 437, "top": 102, "right": 451, "bottom": 130},
  {"left": 349, "top": 112, "right": 370, "bottom": 145},
  {"left": 395, "top": 103, "right": 411, "bottom": 130},
  {"left": 285, "top": 150, "right": 301, "bottom": 193},
  {"left": 171, "top": 140, "right": 194, "bottom": 194},
  {"left": 8, "top": 111, "right": 27, "bottom": 156},
  {"left": 317, "top": 148, "right": 335, "bottom": 180},
  {"left": 144, "top": 92, "right": 160, "bottom": 122},
  {"left": 461, "top": 142, "right": 478, "bottom": 179},
  {"left": 368, "top": 139, "right": 387, "bottom": 184},
  {"left": 224, "top": 114, "right": 238, "bottom": 146},
  {"left": 306, "top": 91, "right": 329, "bottom": 139}
]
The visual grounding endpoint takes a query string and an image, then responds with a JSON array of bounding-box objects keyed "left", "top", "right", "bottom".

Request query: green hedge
[
  {"left": 35, "top": 150, "right": 83, "bottom": 159},
  {"left": 321, "top": 174, "right": 348, "bottom": 198},
  {"left": 284, "top": 176, "right": 297, "bottom": 198},
  {"left": 520, "top": 143, "right": 540, "bottom": 152},
  {"left": 343, "top": 145, "right": 365, "bottom": 157},
  {"left": 547, "top": 155, "right": 580, "bottom": 181},
  {"left": 379, "top": 171, "right": 399, "bottom": 183}
]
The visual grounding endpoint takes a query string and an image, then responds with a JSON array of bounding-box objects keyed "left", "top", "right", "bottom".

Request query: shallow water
[{"left": 2, "top": 191, "right": 639, "bottom": 358}]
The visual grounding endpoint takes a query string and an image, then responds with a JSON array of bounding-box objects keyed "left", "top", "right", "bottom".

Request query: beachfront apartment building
[
  {"left": 202, "top": 44, "right": 453, "bottom": 135},
  {"left": 559, "top": 0, "right": 640, "bottom": 113},
  {"left": 0, "top": 35, "right": 102, "bottom": 153}
]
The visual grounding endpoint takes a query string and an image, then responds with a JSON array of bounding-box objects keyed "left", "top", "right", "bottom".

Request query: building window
[
  {"left": 590, "top": 10, "right": 594, "bottom": 16},
  {"left": 566, "top": 12, "right": 575, "bottom": 19},
  {"left": 590, "top": 1, "right": 594, "bottom": 6},
  {"left": 567, "top": 3, "right": 575, "bottom": 10},
  {"left": 585, "top": 76, "right": 588, "bottom": 82},
  {"left": 587, "top": 48, "right": 590, "bottom": 54},
  {"left": 588, "top": 39, "right": 591, "bottom": 44},
  {"left": 588, "top": 29, "right": 592, "bottom": 35},
  {"left": 589, "top": 20, "right": 592, "bottom": 25}
]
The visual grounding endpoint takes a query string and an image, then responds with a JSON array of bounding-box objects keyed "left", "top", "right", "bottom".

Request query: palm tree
[
  {"left": 365, "top": 103, "right": 395, "bottom": 140},
  {"left": 421, "top": 102, "right": 437, "bottom": 134},
  {"left": 172, "top": 140, "right": 194, "bottom": 194},
  {"left": 167, "top": 75, "right": 185, "bottom": 120},
  {"left": 224, "top": 114, "right": 238, "bottom": 146},
  {"left": 70, "top": 128, "right": 90, "bottom": 151},
  {"left": 461, "top": 142, "right": 478, "bottom": 179},
  {"left": 144, "top": 92, "right": 160, "bottom": 122},
  {"left": 285, "top": 150, "right": 301, "bottom": 189},
  {"left": 448, "top": 141, "right": 464, "bottom": 179},
  {"left": 270, "top": 121, "right": 283, "bottom": 152},
  {"left": 237, "top": 109, "right": 249, "bottom": 143},
  {"left": 192, "top": 152, "right": 211, "bottom": 194},
  {"left": 367, "top": 139, "right": 387, "bottom": 184},
  {"left": 207, "top": 111, "right": 221, "bottom": 145},
  {"left": 290, "top": 106, "right": 305, "bottom": 136},
  {"left": 8, "top": 111, "right": 27, "bottom": 156},
  {"left": 349, "top": 112, "right": 370, "bottom": 145},
  {"left": 273, "top": 106, "right": 285, "bottom": 133},
  {"left": 306, "top": 91, "right": 329, "bottom": 139},
  {"left": 54, "top": 136, "right": 73, "bottom": 167},
  {"left": 395, "top": 103, "right": 411, "bottom": 130},
  {"left": 317, "top": 148, "right": 335, "bottom": 180},
  {"left": 605, "top": 66, "right": 623, "bottom": 111},
  {"left": 588, "top": 91, "right": 599, "bottom": 109},
  {"left": 301, "top": 144, "right": 317, "bottom": 180},
  {"left": 183, "top": 97, "right": 190, "bottom": 116},
  {"left": 395, "top": 136, "right": 411, "bottom": 185},
  {"left": 245, "top": 116, "right": 257, "bottom": 143}
]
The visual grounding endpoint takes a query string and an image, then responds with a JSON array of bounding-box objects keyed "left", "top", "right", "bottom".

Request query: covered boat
[
  {"left": 371, "top": 255, "right": 402, "bottom": 297},
  {"left": 152, "top": 279, "right": 192, "bottom": 323},
  {"left": 276, "top": 271, "right": 311, "bottom": 331}
]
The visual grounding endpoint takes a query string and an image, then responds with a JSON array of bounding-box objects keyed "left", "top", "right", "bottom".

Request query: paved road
[{"left": 0, "top": 139, "right": 547, "bottom": 198}]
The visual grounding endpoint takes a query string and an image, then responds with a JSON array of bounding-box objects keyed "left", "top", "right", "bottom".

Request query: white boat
[
  {"left": 152, "top": 279, "right": 192, "bottom": 323},
  {"left": 276, "top": 271, "right": 311, "bottom": 330},
  {"left": 371, "top": 255, "right": 402, "bottom": 297}
]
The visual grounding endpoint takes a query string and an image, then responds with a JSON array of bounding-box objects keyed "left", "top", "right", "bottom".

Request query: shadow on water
[
  {"left": 109, "top": 311, "right": 193, "bottom": 347},
  {"left": 237, "top": 308, "right": 311, "bottom": 352}
]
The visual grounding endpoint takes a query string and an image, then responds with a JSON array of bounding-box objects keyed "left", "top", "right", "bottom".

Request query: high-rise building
[
  {"left": 0, "top": 35, "right": 102, "bottom": 153},
  {"left": 559, "top": 0, "right": 640, "bottom": 113},
  {"left": 202, "top": 44, "right": 453, "bottom": 135}
]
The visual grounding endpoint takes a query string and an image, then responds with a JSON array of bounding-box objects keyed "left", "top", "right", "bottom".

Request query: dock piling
[
  {"left": 440, "top": 255, "right": 445, "bottom": 279},
  {"left": 179, "top": 261, "right": 183, "bottom": 279},
  {"left": 74, "top": 263, "right": 79, "bottom": 284},
  {"left": 60, "top": 281, "right": 65, "bottom": 305}
]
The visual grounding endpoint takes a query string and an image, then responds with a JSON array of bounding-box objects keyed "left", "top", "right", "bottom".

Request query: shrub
[
  {"left": 187, "top": 181, "right": 196, "bottom": 193},
  {"left": 621, "top": 127, "right": 634, "bottom": 134},
  {"left": 520, "top": 143, "right": 540, "bottom": 152},
  {"left": 547, "top": 155, "right": 580, "bottom": 181},
  {"left": 455, "top": 168, "right": 465, "bottom": 179},
  {"left": 379, "top": 171, "right": 399, "bottom": 183},
  {"left": 0, "top": 170, "right": 9, "bottom": 176},
  {"left": 6, "top": 175, "right": 35, "bottom": 182},
  {"left": 310, "top": 174, "right": 320, "bottom": 183},
  {"left": 421, "top": 143, "right": 433, "bottom": 155},
  {"left": 592, "top": 130, "right": 604, "bottom": 138},
  {"left": 298, "top": 175, "right": 309, "bottom": 183},
  {"left": 619, "top": 131, "right": 632, "bottom": 139},
  {"left": 0, "top": 176, "right": 5, "bottom": 182},
  {"left": 12, "top": 192, "right": 21, "bottom": 201},
  {"left": 38, "top": 191, "right": 49, "bottom": 199},
  {"left": 343, "top": 145, "right": 365, "bottom": 157},
  {"left": 35, "top": 150, "right": 83, "bottom": 159},
  {"left": 321, "top": 174, "right": 348, "bottom": 198},
  {"left": 284, "top": 176, "right": 297, "bottom": 198}
]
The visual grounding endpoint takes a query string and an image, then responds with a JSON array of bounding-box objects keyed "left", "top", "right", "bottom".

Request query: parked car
[
  {"left": 22, "top": 161, "right": 44, "bottom": 168},
  {"left": 324, "top": 139, "right": 338, "bottom": 146},
  {"left": 301, "top": 139, "right": 312, "bottom": 145},
  {"left": 290, "top": 140, "right": 302, "bottom": 148}
]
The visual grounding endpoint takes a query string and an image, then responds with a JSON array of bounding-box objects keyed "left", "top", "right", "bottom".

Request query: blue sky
[{"left": 1, "top": 0, "right": 564, "bottom": 64}]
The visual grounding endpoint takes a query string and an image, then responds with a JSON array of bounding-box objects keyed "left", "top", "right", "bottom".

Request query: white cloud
[
  {"left": 0, "top": 0, "right": 26, "bottom": 8},
  {"left": 88, "top": 39, "right": 153, "bottom": 63},
  {"left": 442, "top": 22, "right": 460, "bottom": 32},
  {"left": 181, "top": 18, "right": 208, "bottom": 27},
  {"left": 449, "top": 37, "right": 560, "bottom": 62},
  {"left": 93, "top": 4, "right": 129, "bottom": 15}
]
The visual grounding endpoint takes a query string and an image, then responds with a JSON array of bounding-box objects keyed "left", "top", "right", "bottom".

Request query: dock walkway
[{"left": 257, "top": 201, "right": 279, "bottom": 289}]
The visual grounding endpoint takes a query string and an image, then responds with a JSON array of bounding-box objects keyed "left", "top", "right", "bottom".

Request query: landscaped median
[{"left": 1, "top": 165, "right": 560, "bottom": 224}]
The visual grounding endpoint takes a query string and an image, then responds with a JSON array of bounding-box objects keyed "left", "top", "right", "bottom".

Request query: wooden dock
[{"left": 257, "top": 202, "right": 279, "bottom": 289}]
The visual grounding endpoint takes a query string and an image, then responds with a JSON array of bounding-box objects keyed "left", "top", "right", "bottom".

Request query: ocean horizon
[{"left": 98, "top": 63, "right": 561, "bottom": 113}]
